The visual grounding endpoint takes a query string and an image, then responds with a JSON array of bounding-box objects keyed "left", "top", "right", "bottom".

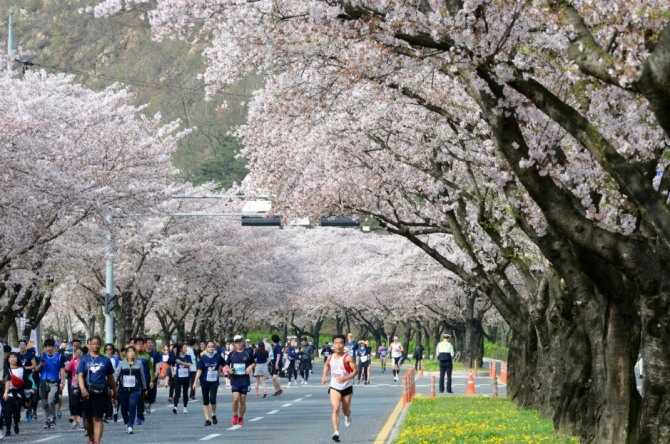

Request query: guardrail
[{"left": 402, "top": 368, "right": 417, "bottom": 406}]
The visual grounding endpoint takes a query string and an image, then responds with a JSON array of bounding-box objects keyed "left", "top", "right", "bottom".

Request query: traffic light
[
  {"left": 241, "top": 216, "right": 282, "bottom": 226},
  {"left": 320, "top": 216, "right": 359, "bottom": 227}
]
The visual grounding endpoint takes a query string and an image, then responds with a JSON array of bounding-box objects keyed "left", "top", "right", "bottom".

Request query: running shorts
[
  {"left": 230, "top": 385, "right": 250, "bottom": 394},
  {"left": 393, "top": 357, "right": 402, "bottom": 366},
  {"left": 328, "top": 386, "right": 353, "bottom": 397},
  {"left": 83, "top": 392, "right": 109, "bottom": 419}
]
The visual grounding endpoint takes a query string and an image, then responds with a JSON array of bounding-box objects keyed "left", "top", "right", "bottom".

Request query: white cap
[{"left": 233, "top": 335, "right": 244, "bottom": 341}]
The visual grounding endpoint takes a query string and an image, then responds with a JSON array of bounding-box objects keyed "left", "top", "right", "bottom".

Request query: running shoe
[
  {"left": 255, "top": 393, "right": 259, "bottom": 398},
  {"left": 57, "top": 410, "right": 62, "bottom": 419},
  {"left": 126, "top": 426, "right": 134, "bottom": 434},
  {"left": 212, "top": 415, "right": 218, "bottom": 425},
  {"left": 25, "top": 412, "right": 31, "bottom": 423},
  {"left": 146, "top": 405, "right": 151, "bottom": 414},
  {"left": 262, "top": 392, "right": 267, "bottom": 398},
  {"left": 273, "top": 389, "right": 283, "bottom": 396},
  {"left": 238, "top": 417, "right": 244, "bottom": 426},
  {"left": 332, "top": 431, "right": 340, "bottom": 442},
  {"left": 136, "top": 418, "right": 143, "bottom": 425},
  {"left": 113, "top": 413, "right": 118, "bottom": 422},
  {"left": 183, "top": 407, "right": 188, "bottom": 414},
  {"left": 345, "top": 416, "right": 351, "bottom": 427},
  {"left": 13, "top": 425, "right": 18, "bottom": 435},
  {"left": 43, "top": 420, "right": 52, "bottom": 429},
  {"left": 204, "top": 420, "right": 212, "bottom": 427},
  {"left": 232, "top": 414, "right": 239, "bottom": 425},
  {"left": 172, "top": 407, "right": 177, "bottom": 415},
  {"left": 168, "top": 397, "right": 173, "bottom": 403}
]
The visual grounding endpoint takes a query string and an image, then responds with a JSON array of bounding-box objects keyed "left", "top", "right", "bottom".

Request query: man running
[
  {"left": 34, "top": 338, "right": 66, "bottom": 429},
  {"left": 77, "top": 336, "right": 118, "bottom": 444},
  {"left": 322, "top": 334, "right": 358, "bottom": 442},
  {"left": 390, "top": 336, "right": 404, "bottom": 382},
  {"left": 226, "top": 335, "right": 255, "bottom": 426},
  {"left": 270, "top": 335, "right": 283, "bottom": 396}
]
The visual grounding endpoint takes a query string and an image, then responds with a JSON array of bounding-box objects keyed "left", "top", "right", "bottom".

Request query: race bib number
[
  {"left": 177, "top": 367, "right": 189, "bottom": 378},
  {"left": 233, "top": 363, "right": 246, "bottom": 375},
  {"left": 206, "top": 370, "right": 218, "bottom": 382},
  {"left": 122, "top": 375, "right": 136, "bottom": 388},
  {"left": 332, "top": 369, "right": 345, "bottom": 379},
  {"left": 360, "top": 355, "right": 369, "bottom": 363},
  {"left": 324, "top": 352, "right": 330, "bottom": 357}
]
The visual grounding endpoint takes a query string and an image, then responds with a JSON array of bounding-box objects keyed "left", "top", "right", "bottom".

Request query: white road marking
[
  {"left": 32, "top": 437, "right": 62, "bottom": 443},
  {"left": 249, "top": 417, "right": 264, "bottom": 422},
  {"left": 200, "top": 434, "right": 221, "bottom": 441},
  {"left": 267, "top": 409, "right": 279, "bottom": 414},
  {"left": 305, "top": 394, "right": 312, "bottom": 397},
  {"left": 294, "top": 397, "right": 304, "bottom": 402},
  {"left": 227, "top": 425, "right": 242, "bottom": 431},
  {"left": 281, "top": 403, "right": 293, "bottom": 407}
]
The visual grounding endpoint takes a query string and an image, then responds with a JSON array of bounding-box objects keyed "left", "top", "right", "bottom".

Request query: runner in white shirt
[
  {"left": 322, "top": 334, "right": 358, "bottom": 442},
  {"left": 390, "top": 336, "right": 404, "bottom": 382}
]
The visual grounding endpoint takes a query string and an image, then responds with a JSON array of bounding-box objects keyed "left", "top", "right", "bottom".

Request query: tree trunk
[{"left": 637, "top": 290, "right": 670, "bottom": 443}]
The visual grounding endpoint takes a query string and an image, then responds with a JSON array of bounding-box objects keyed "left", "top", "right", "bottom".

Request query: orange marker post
[
  {"left": 430, "top": 375, "right": 436, "bottom": 398},
  {"left": 493, "top": 375, "right": 499, "bottom": 398},
  {"left": 466, "top": 372, "right": 476, "bottom": 395},
  {"left": 402, "top": 374, "right": 409, "bottom": 406}
]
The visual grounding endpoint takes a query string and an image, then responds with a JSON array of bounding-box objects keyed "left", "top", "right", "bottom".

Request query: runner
[
  {"left": 144, "top": 338, "right": 161, "bottom": 415},
  {"left": 298, "top": 337, "right": 314, "bottom": 385},
  {"left": 171, "top": 343, "right": 192, "bottom": 414},
  {"left": 2, "top": 351, "right": 33, "bottom": 437},
  {"left": 77, "top": 335, "right": 118, "bottom": 444},
  {"left": 321, "top": 334, "right": 358, "bottom": 442},
  {"left": 286, "top": 338, "right": 299, "bottom": 386},
  {"left": 390, "top": 336, "right": 404, "bottom": 382},
  {"left": 64, "top": 347, "right": 84, "bottom": 430},
  {"left": 321, "top": 343, "right": 332, "bottom": 363},
  {"left": 226, "top": 335, "right": 255, "bottom": 425},
  {"left": 356, "top": 340, "right": 371, "bottom": 384},
  {"left": 344, "top": 333, "right": 358, "bottom": 357},
  {"left": 17, "top": 339, "right": 36, "bottom": 423},
  {"left": 186, "top": 339, "right": 198, "bottom": 401},
  {"left": 34, "top": 338, "right": 66, "bottom": 429},
  {"left": 114, "top": 345, "right": 147, "bottom": 434},
  {"left": 253, "top": 341, "right": 270, "bottom": 398},
  {"left": 102, "top": 344, "right": 120, "bottom": 423},
  {"left": 269, "top": 335, "right": 283, "bottom": 397},
  {"left": 192, "top": 340, "right": 225, "bottom": 426},
  {"left": 377, "top": 341, "right": 388, "bottom": 373},
  {"left": 133, "top": 338, "right": 155, "bottom": 425}
]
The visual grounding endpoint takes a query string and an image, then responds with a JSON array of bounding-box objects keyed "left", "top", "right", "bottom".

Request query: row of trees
[{"left": 92, "top": 0, "right": 670, "bottom": 442}]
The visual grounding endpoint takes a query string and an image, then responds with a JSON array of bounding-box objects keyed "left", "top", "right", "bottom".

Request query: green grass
[
  {"left": 395, "top": 397, "right": 578, "bottom": 444},
  {"left": 420, "top": 360, "right": 477, "bottom": 372}
]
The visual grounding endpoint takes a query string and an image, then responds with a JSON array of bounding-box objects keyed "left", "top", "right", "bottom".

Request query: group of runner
[{"left": 2, "top": 332, "right": 421, "bottom": 442}]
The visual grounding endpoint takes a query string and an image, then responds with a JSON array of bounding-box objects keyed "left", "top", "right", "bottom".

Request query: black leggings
[
  {"left": 3, "top": 395, "right": 23, "bottom": 429},
  {"left": 287, "top": 361, "right": 299, "bottom": 382},
  {"left": 201, "top": 385, "right": 218, "bottom": 405},
  {"left": 173, "top": 379, "right": 190, "bottom": 407},
  {"left": 299, "top": 361, "right": 310, "bottom": 381}
]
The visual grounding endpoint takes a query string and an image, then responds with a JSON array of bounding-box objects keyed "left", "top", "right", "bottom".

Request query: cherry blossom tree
[
  {"left": 0, "top": 68, "right": 185, "bottom": 343},
  {"left": 93, "top": 1, "right": 670, "bottom": 440}
]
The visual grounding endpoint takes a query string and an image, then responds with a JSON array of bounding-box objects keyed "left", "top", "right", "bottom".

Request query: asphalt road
[{"left": 10, "top": 361, "right": 510, "bottom": 444}]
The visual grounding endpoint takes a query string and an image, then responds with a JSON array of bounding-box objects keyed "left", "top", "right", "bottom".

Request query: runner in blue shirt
[
  {"left": 226, "top": 335, "right": 255, "bottom": 426},
  {"left": 171, "top": 343, "right": 193, "bottom": 414},
  {"left": 192, "top": 341, "right": 225, "bottom": 426},
  {"left": 76, "top": 336, "right": 117, "bottom": 444},
  {"left": 34, "top": 338, "right": 66, "bottom": 429},
  {"left": 270, "top": 334, "right": 284, "bottom": 397}
]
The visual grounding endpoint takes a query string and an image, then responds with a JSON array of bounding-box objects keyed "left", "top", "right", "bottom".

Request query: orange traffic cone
[{"left": 466, "top": 372, "right": 476, "bottom": 395}]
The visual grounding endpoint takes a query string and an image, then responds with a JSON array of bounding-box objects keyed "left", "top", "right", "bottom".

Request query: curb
[{"left": 373, "top": 399, "right": 404, "bottom": 444}]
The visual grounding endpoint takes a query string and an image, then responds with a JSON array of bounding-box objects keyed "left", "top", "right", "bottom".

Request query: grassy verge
[
  {"left": 420, "top": 361, "right": 479, "bottom": 372},
  {"left": 394, "top": 397, "right": 578, "bottom": 444}
]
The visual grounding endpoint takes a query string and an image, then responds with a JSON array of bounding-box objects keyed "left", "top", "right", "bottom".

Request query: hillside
[{"left": 1, "top": 0, "right": 256, "bottom": 188}]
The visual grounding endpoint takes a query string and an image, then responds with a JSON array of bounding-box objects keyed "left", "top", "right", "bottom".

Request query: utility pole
[
  {"left": 104, "top": 215, "right": 116, "bottom": 345},
  {"left": 7, "top": 12, "right": 13, "bottom": 71}
]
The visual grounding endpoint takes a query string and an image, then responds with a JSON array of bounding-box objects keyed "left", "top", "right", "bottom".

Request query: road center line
[
  {"left": 227, "top": 425, "right": 242, "bottom": 431},
  {"left": 32, "top": 437, "right": 62, "bottom": 443},
  {"left": 267, "top": 409, "right": 279, "bottom": 414},
  {"left": 200, "top": 434, "right": 221, "bottom": 441},
  {"left": 249, "top": 417, "right": 264, "bottom": 422},
  {"left": 294, "top": 397, "right": 304, "bottom": 402},
  {"left": 281, "top": 403, "right": 293, "bottom": 407}
]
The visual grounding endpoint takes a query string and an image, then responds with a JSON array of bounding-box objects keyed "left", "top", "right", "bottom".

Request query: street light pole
[{"left": 104, "top": 214, "right": 115, "bottom": 345}]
